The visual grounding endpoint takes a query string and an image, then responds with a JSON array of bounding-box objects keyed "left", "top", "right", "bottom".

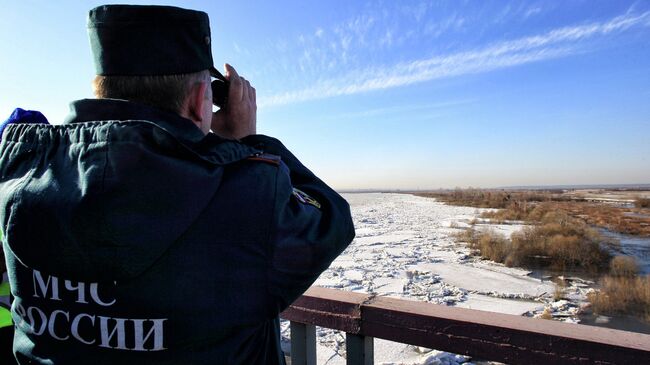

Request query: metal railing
[{"left": 280, "top": 287, "right": 650, "bottom": 365}]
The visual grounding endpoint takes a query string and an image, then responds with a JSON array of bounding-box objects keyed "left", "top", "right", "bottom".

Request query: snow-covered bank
[{"left": 282, "top": 193, "right": 589, "bottom": 364}]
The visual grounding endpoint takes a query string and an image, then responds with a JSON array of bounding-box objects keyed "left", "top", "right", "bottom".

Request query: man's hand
[{"left": 211, "top": 64, "right": 257, "bottom": 140}]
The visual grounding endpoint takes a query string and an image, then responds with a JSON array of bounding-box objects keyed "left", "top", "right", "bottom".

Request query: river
[{"left": 281, "top": 193, "right": 650, "bottom": 364}]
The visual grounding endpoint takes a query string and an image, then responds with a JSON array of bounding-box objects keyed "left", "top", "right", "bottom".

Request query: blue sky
[{"left": 1, "top": 1, "right": 649, "bottom": 189}]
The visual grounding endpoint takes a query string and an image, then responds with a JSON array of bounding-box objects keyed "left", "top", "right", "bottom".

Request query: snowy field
[{"left": 281, "top": 193, "right": 594, "bottom": 365}]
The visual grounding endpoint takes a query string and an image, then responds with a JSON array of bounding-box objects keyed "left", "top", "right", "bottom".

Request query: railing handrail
[{"left": 280, "top": 286, "right": 650, "bottom": 364}]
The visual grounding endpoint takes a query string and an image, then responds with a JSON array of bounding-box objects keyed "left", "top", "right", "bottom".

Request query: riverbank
[{"left": 415, "top": 188, "right": 650, "bottom": 322}]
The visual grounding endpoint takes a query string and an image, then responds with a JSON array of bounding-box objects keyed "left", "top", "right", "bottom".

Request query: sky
[{"left": 1, "top": 0, "right": 649, "bottom": 190}]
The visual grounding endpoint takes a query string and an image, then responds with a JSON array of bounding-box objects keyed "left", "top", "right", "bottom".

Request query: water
[
  {"left": 579, "top": 313, "right": 650, "bottom": 334},
  {"left": 529, "top": 228, "right": 650, "bottom": 334},
  {"left": 623, "top": 211, "right": 650, "bottom": 219},
  {"left": 600, "top": 229, "right": 650, "bottom": 275},
  {"left": 586, "top": 230, "right": 650, "bottom": 334}
]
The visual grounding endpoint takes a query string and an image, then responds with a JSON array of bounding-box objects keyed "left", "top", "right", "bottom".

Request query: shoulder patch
[
  {"left": 292, "top": 188, "right": 321, "bottom": 209},
  {"left": 246, "top": 153, "right": 281, "bottom": 166}
]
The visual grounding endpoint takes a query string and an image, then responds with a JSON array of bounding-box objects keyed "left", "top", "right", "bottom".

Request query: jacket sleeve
[{"left": 241, "top": 135, "right": 355, "bottom": 312}]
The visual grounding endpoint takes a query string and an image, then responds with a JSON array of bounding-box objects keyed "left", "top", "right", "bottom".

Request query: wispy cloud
[
  {"left": 423, "top": 13, "right": 465, "bottom": 38},
  {"left": 232, "top": 42, "right": 250, "bottom": 56},
  {"left": 400, "top": 2, "right": 430, "bottom": 24},
  {"left": 259, "top": 10, "right": 650, "bottom": 107},
  {"left": 326, "top": 99, "right": 476, "bottom": 121},
  {"left": 524, "top": 6, "right": 543, "bottom": 19}
]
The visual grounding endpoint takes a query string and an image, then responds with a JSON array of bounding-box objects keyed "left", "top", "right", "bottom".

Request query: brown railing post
[
  {"left": 290, "top": 321, "right": 317, "bottom": 365},
  {"left": 346, "top": 333, "right": 373, "bottom": 365}
]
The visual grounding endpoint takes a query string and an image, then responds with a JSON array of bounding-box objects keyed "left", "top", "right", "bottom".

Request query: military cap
[{"left": 87, "top": 5, "right": 219, "bottom": 76}]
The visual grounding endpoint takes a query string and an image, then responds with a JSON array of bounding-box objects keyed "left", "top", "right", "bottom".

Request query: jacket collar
[
  {"left": 64, "top": 98, "right": 206, "bottom": 144},
  {"left": 63, "top": 98, "right": 260, "bottom": 165}
]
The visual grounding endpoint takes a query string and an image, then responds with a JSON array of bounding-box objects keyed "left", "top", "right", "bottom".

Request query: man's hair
[{"left": 92, "top": 71, "right": 209, "bottom": 114}]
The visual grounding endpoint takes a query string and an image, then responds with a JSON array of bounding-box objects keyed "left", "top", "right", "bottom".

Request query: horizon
[
  {"left": 338, "top": 183, "right": 650, "bottom": 193},
  {"left": 1, "top": 1, "right": 649, "bottom": 190}
]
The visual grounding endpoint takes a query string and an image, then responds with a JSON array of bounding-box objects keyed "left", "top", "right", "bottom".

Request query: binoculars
[{"left": 211, "top": 69, "right": 229, "bottom": 108}]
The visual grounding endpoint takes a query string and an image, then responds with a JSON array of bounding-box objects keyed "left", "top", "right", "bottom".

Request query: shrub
[
  {"left": 455, "top": 229, "right": 509, "bottom": 263},
  {"left": 539, "top": 307, "right": 554, "bottom": 320},
  {"left": 553, "top": 281, "right": 565, "bottom": 301},
  {"left": 459, "top": 209, "right": 613, "bottom": 271},
  {"left": 635, "top": 198, "right": 650, "bottom": 209},
  {"left": 507, "top": 213, "right": 611, "bottom": 271},
  {"left": 453, "top": 229, "right": 477, "bottom": 245},
  {"left": 415, "top": 189, "right": 567, "bottom": 209},
  {"left": 417, "top": 189, "right": 650, "bottom": 236},
  {"left": 481, "top": 201, "right": 535, "bottom": 221},
  {"left": 588, "top": 275, "right": 650, "bottom": 320},
  {"left": 609, "top": 256, "right": 639, "bottom": 277},
  {"left": 475, "top": 231, "right": 509, "bottom": 263}
]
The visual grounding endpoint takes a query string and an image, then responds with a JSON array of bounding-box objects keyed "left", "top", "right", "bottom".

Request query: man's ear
[{"left": 186, "top": 81, "right": 208, "bottom": 123}]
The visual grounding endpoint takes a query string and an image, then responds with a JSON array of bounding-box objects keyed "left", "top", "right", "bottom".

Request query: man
[{"left": 0, "top": 4, "right": 354, "bottom": 364}]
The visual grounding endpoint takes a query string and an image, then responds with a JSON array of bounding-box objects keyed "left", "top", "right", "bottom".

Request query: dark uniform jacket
[{"left": 0, "top": 99, "right": 355, "bottom": 364}]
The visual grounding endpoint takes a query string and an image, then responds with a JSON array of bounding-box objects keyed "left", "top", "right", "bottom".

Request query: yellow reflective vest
[
  {"left": 1, "top": 228, "right": 11, "bottom": 328},
  {"left": 0, "top": 279, "right": 11, "bottom": 328}
]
